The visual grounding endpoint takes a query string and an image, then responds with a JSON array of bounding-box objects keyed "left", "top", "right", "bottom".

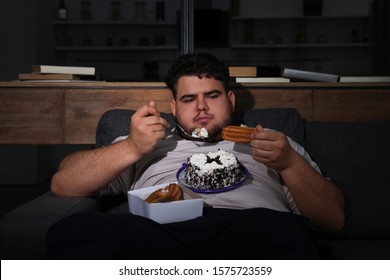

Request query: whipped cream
[{"left": 191, "top": 127, "right": 209, "bottom": 139}]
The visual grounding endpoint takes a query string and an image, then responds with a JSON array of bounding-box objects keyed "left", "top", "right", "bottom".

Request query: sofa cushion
[
  {"left": 0, "top": 191, "right": 102, "bottom": 259},
  {"left": 317, "top": 239, "right": 390, "bottom": 260},
  {"left": 304, "top": 121, "right": 390, "bottom": 239}
]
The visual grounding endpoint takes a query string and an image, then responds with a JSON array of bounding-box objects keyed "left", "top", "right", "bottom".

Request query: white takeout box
[{"left": 127, "top": 182, "right": 203, "bottom": 224}]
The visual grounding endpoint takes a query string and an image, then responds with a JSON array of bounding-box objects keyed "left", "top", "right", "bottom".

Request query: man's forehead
[{"left": 176, "top": 76, "right": 224, "bottom": 96}]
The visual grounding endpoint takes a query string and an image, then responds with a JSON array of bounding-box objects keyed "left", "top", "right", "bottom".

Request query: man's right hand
[
  {"left": 127, "top": 100, "right": 170, "bottom": 157},
  {"left": 51, "top": 100, "right": 170, "bottom": 197}
]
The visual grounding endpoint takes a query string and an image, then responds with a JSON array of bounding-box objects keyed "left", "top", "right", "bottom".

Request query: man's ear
[
  {"left": 170, "top": 99, "right": 176, "bottom": 117},
  {"left": 228, "top": 90, "right": 236, "bottom": 111}
]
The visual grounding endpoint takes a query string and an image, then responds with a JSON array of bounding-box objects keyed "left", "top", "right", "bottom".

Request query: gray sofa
[{"left": 1, "top": 108, "right": 390, "bottom": 259}]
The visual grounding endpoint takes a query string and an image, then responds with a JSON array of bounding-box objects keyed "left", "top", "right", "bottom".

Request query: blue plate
[{"left": 176, "top": 163, "right": 247, "bottom": 194}]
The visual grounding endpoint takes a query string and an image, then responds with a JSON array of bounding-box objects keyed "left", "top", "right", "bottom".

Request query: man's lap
[{"left": 45, "top": 207, "right": 318, "bottom": 260}]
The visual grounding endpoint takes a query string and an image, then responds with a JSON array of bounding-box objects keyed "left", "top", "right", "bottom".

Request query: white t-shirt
[{"left": 100, "top": 129, "right": 321, "bottom": 214}]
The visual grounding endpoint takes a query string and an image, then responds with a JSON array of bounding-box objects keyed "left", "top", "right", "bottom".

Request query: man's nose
[{"left": 196, "top": 97, "right": 208, "bottom": 111}]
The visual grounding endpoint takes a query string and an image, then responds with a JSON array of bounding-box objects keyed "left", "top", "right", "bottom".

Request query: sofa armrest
[
  {"left": 304, "top": 121, "right": 390, "bottom": 240},
  {"left": 0, "top": 191, "right": 103, "bottom": 259}
]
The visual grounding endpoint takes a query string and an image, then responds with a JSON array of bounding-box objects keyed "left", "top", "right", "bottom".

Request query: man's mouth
[{"left": 194, "top": 115, "right": 212, "bottom": 125}]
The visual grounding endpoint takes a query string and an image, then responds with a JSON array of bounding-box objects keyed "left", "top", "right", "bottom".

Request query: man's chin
[{"left": 206, "top": 127, "right": 223, "bottom": 142}]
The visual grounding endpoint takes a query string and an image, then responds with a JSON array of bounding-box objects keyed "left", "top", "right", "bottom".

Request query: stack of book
[
  {"left": 18, "top": 65, "right": 96, "bottom": 82},
  {"left": 229, "top": 66, "right": 289, "bottom": 83},
  {"left": 229, "top": 65, "right": 340, "bottom": 83}
]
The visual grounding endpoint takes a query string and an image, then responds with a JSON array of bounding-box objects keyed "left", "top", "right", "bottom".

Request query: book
[
  {"left": 18, "top": 80, "right": 105, "bottom": 83},
  {"left": 282, "top": 67, "right": 340, "bottom": 82},
  {"left": 339, "top": 76, "right": 390, "bottom": 82},
  {"left": 229, "top": 65, "right": 339, "bottom": 82},
  {"left": 18, "top": 73, "right": 81, "bottom": 80},
  {"left": 228, "top": 66, "right": 282, "bottom": 77},
  {"left": 229, "top": 66, "right": 257, "bottom": 77},
  {"left": 234, "top": 77, "right": 290, "bottom": 83},
  {"left": 31, "top": 65, "right": 95, "bottom": 76}
]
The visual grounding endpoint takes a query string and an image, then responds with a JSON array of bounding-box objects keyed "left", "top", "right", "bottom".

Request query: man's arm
[
  {"left": 51, "top": 140, "right": 139, "bottom": 196},
  {"left": 250, "top": 125, "right": 345, "bottom": 232},
  {"left": 51, "top": 101, "right": 170, "bottom": 197}
]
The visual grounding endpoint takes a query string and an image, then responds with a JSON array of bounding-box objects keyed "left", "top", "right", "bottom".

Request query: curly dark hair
[{"left": 164, "top": 52, "right": 230, "bottom": 99}]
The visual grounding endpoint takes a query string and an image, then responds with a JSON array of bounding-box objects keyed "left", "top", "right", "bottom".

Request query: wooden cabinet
[
  {"left": 0, "top": 88, "right": 64, "bottom": 144},
  {"left": 1, "top": 81, "right": 389, "bottom": 144},
  {"left": 312, "top": 88, "right": 390, "bottom": 121}
]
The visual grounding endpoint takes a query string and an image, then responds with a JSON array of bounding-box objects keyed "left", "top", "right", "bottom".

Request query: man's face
[{"left": 170, "top": 75, "right": 235, "bottom": 140}]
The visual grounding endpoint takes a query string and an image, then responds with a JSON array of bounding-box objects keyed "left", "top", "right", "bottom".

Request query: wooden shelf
[
  {"left": 54, "top": 20, "right": 177, "bottom": 26},
  {"left": 230, "top": 16, "right": 369, "bottom": 21},
  {"left": 55, "top": 45, "right": 179, "bottom": 51},
  {"left": 231, "top": 43, "right": 370, "bottom": 49},
  {"left": 1, "top": 82, "right": 390, "bottom": 144}
]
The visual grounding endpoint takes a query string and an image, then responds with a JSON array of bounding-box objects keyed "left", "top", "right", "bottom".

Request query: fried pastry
[
  {"left": 144, "top": 183, "right": 184, "bottom": 203},
  {"left": 221, "top": 126, "right": 256, "bottom": 143}
]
